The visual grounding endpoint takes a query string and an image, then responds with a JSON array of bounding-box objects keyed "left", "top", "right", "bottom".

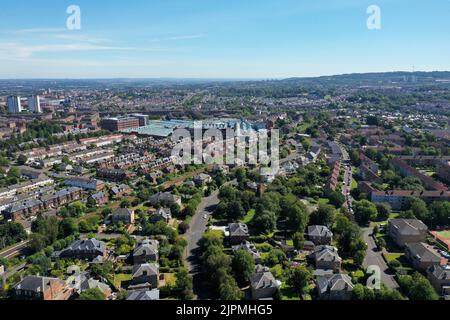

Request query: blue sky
[{"left": 0, "top": 0, "right": 449, "bottom": 78}]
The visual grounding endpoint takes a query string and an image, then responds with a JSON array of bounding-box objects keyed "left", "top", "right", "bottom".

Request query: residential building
[
  {"left": 89, "top": 191, "right": 108, "bottom": 206},
  {"left": 7, "top": 96, "right": 22, "bottom": 113},
  {"left": 371, "top": 190, "right": 450, "bottom": 210},
  {"left": 65, "top": 177, "right": 105, "bottom": 191},
  {"left": 232, "top": 241, "right": 262, "bottom": 264},
  {"left": 149, "top": 192, "right": 182, "bottom": 207},
  {"left": 56, "top": 238, "right": 106, "bottom": 262},
  {"left": 388, "top": 219, "right": 428, "bottom": 247},
  {"left": 13, "top": 276, "right": 73, "bottom": 300},
  {"left": 112, "top": 208, "right": 135, "bottom": 225},
  {"left": 131, "top": 263, "right": 159, "bottom": 289},
  {"left": 427, "top": 265, "right": 450, "bottom": 295},
  {"left": 311, "top": 245, "right": 342, "bottom": 272},
  {"left": 151, "top": 207, "right": 172, "bottom": 223},
  {"left": 228, "top": 223, "right": 250, "bottom": 245},
  {"left": 133, "top": 239, "right": 159, "bottom": 264},
  {"left": 28, "top": 95, "right": 42, "bottom": 113},
  {"left": 250, "top": 265, "right": 281, "bottom": 300},
  {"left": 316, "top": 273, "right": 354, "bottom": 300},
  {"left": 405, "top": 242, "right": 441, "bottom": 271},
  {"left": 307, "top": 225, "right": 333, "bottom": 245},
  {"left": 127, "top": 289, "right": 160, "bottom": 300}
]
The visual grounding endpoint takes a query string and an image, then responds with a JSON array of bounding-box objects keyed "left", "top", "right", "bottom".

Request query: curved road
[{"left": 362, "top": 227, "right": 399, "bottom": 289}]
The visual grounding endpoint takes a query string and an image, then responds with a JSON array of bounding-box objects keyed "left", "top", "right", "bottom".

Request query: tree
[
  {"left": 310, "top": 204, "right": 336, "bottom": 227},
  {"left": 405, "top": 197, "right": 430, "bottom": 223},
  {"left": 353, "top": 200, "right": 377, "bottom": 225},
  {"left": 328, "top": 191, "right": 345, "bottom": 208},
  {"left": 287, "top": 265, "right": 312, "bottom": 296},
  {"left": 176, "top": 267, "right": 194, "bottom": 300},
  {"left": 253, "top": 210, "right": 276, "bottom": 234},
  {"left": 59, "top": 218, "right": 79, "bottom": 238},
  {"left": 232, "top": 250, "right": 255, "bottom": 285},
  {"left": 376, "top": 203, "right": 391, "bottom": 221},
  {"left": 17, "top": 154, "right": 28, "bottom": 165},
  {"left": 78, "top": 288, "right": 106, "bottom": 300},
  {"left": 265, "top": 249, "right": 286, "bottom": 267},
  {"left": 29, "top": 233, "right": 47, "bottom": 253},
  {"left": 429, "top": 201, "right": 450, "bottom": 227},
  {"left": 218, "top": 274, "right": 243, "bottom": 300},
  {"left": 398, "top": 272, "right": 438, "bottom": 300},
  {"left": 292, "top": 232, "right": 305, "bottom": 250}
]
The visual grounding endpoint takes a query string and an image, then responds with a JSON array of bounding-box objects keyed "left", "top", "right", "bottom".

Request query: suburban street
[{"left": 362, "top": 227, "right": 399, "bottom": 289}]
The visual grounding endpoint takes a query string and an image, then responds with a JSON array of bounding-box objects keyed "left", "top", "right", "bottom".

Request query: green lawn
[
  {"left": 437, "top": 231, "right": 450, "bottom": 238},
  {"left": 113, "top": 273, "right": 132, "bottom": 289},
  {"left": 243, "top": 209, "right": 256, "bottom": 224},
  {"left": 383, "top": 253, "right": 403, "bottom": 263}
]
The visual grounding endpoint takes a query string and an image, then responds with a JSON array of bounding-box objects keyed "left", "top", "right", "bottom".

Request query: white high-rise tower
[
  {"left": 7, "top": 96, "right": 22, "bottom": 113},
  {"left": 28, "top": 95, "right": 42, "bottom": 113}
]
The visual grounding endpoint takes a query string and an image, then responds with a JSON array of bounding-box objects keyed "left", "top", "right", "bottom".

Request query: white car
[{"left": 203, "top": 214, "right": 208, "bottom": 220}]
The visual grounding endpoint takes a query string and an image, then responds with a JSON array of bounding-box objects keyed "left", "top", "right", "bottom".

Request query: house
[
  {"left": 133, "top": 239, "right": 159, "bottom": 264},
  {"left": 250, "top": 265, "right": 281, "bottom": 300},
  {"left": 388, "top": 219, "right": 428, "bottom": 247},
  {"left": 13, "top": 276, "right": 73, "bottom": 300},
  {"left": 111, "top": 184, "right": 133, "bottom": 198},
  {"left": 66, "top": 269, "right": 112, "bottom": 299},
  {"left": 371, "top": 190, "right": 450, "bottom": 210},
  {"left": 149, "top": 192, "right": 182, "bottom": 207},
  {"left": 127, "top": 289, "right": 160, "bottom": 300},
  {"left": 311, "top": 245, "right": 342, "bottom": 272},
  {"left": 228, "top": 223, "right": 250, "bottom": 245},
  {"left": 65, "top": 177, "right": 105, "bottom": 191},
  {"left": 307, "top": 225, "right": 333, "bottom": 245},
  {"left": 112, "top": 208, "right": 135, "bottom": 225},
  {"left": 232, "top": 241, "right": 262, "bottom": 264},
  {"left": 56, "top": 238, "right": 106, "bottom": 262},
  {"left": 193, "top": 173, "right": 212, "bottom": 186},
  {"left": 131, "top": 263, "right": 159, "bottom": 289},
  {"left": 89, "top": 191, "right": 108, "bottom": 206},
  {"left": 151, "top": 207, "right": 172, "bottom": 223},
  {"left": 405, "top": 242, "right": 441, "bottom": 271},
  {"left": 427, "top": 265, "right": 450, "bottom": 295},
  {"left": 316, "top": 273, "right": 354, "bottom": 300}
]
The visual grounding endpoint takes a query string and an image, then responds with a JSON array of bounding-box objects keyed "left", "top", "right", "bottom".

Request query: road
[
  {"left": 0, "top": 240, "right": 30, "bottom": 259},
  {"left": 362, "top": 227, "right": 399, "bottom": 289},
  {"left": 183, "top": 180, "right": 236, "bottom": 299}
]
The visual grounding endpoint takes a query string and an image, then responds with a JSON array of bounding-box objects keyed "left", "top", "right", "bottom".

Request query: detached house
[
  {"left": 130, "top": 263, "right": 159, "bottom": 290},
  {"left": 112, "top": 208, "right": 135, "bottom": 225},
  {"left": 316, "top": 273, "right": 354, "bottom": 300},
  {"left": 311, "top": 245, "right": 342, "bottom": 272},
  {"left": 133, "top": 239, "right": 159, "bottom": 264},
  {"left": 250, "top": 265, "right": 281, "bottom": 300},
  {"left": 307, "top": 225, "right": 333, "bottom": 245},
  {"left": 89, "top": 191, "right": 108, "bottom": 206},
  {"left": 228, "top": 223, "right": 250, "bottom": 245},
  {"left": 232, "top": 241, "right": 262, "bottom": 264},
  {"left": 388, "top": 219, "right": 428, "bottom": 247},
  {"left": 427, "top": 265, "right": 450, "bottom": 295},
  {"left": 149, "top": 192, "right": 182, "bottom": 207}
]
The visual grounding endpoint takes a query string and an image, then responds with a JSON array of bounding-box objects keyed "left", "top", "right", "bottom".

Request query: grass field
[
  {"left": 437, "top": 231, "right": 450, "bottom": 238},
  {"left": 243, "top": 209, "right": 256, "bottom": 224}
]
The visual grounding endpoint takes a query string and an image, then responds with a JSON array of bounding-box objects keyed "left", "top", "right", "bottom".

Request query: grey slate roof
[
  {"left": 313, "top": 245, "right": 342, "bottom": 263},
  {"left": 316, "top": 273, "right": 354, "bottom": 294},
  {"left": 229, "top": 223, "right": 249, "bottom": 237},
  {"left": 251, "top": 271, "right": 279, "bottom": 290},
  {"left": 14, "top": 276, "right": 65, "bottom": 292},
  {"left": 308, "top": 225, "right": 333, "bottom": 238},
  {"left": 390, "top": 219, "right": 428, "bottom": 236},
  {"left": 133, "top": 239, "right": 159, "bottom": 257},
  {"left": 127, "top": 289, "right": 160, "bottom": 300},
  {"left": 406, "top": 242, "right": 441, "bottom": 263},
  {"left": 428, "top": 265, "right": 450, "bottom": 280},
  {"left": 132, "top": 263, "right": 159, "bottom": 277}
]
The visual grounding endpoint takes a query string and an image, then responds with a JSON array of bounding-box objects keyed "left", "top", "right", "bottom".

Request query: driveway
[{"left": 362, "top": 227, "right": 399, "bottom": 289}]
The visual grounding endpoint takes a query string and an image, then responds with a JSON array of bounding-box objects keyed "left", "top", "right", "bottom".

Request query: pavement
[{"left": 362, "top": 227, "right": 399, "bottom": 289}]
